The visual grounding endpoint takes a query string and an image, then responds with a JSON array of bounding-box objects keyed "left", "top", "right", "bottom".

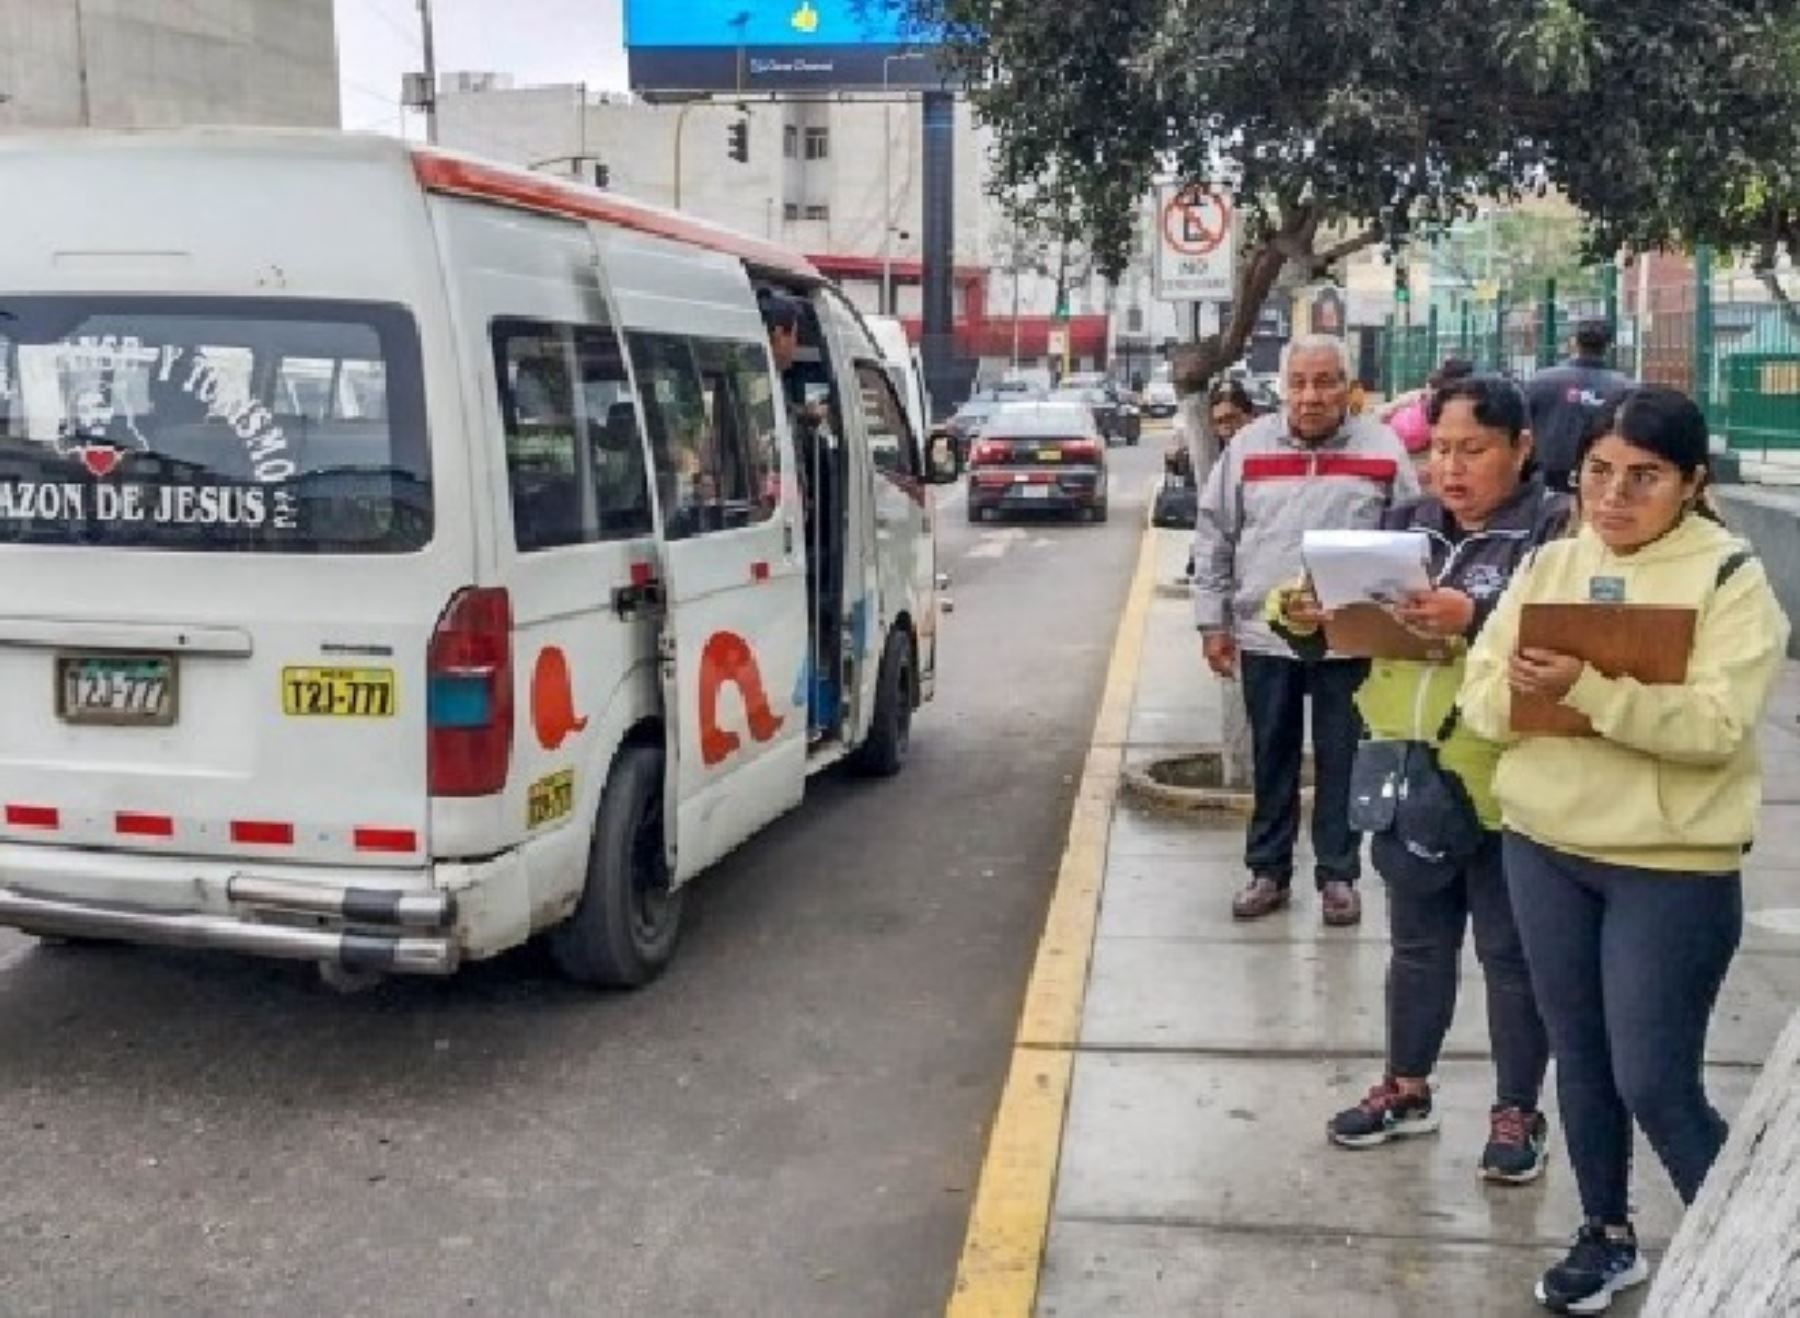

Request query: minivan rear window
[{"left": 0, "top": 297, "right": 429, "bottom": 552}]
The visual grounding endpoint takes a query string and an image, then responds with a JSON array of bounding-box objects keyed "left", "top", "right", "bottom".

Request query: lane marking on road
[
  {"left": 964, "top": 528, "right": 1028, "bottom": 560},
  {"left": 0, "top": 940, "right": 38, "bottom": 975},
  {"left": 945, "top": 507, "right": 1156, "bottom": 1318}
]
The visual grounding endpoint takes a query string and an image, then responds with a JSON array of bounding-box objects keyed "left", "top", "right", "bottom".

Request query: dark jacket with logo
[
  {"left": 1268, "top": 479, "right": 1571, "bottom": 826},
  {"left": 1526, "top": 357, "right": 1632, "bottom": 489}
]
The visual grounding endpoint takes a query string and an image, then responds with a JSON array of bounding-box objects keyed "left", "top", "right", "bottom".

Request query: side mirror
[{"left": 928, "top": 435, "right": 960, "bottom": 484}]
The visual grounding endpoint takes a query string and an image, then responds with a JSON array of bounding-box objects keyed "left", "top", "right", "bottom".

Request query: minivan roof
[
  {"left": 0, "top": 128, "right": 822, "bottom": 287},
  {"left": 412, "top": 148, "right": 822, "bottom": 284}
]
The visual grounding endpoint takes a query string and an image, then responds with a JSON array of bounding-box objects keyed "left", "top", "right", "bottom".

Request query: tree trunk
[
  {"left": 1177, "top": 385, "right": 1253, "bottom": 789},
  {"left": 1647, "top": 1006, "right": 1800, "bottom": 1314}
]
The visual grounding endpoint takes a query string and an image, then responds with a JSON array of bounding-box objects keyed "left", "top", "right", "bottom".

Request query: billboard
[{"left": 625, "top": 1, "right": 946, "bottom": 94}]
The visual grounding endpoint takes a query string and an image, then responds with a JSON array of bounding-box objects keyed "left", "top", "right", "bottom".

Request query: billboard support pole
[{"left": 920, "top": 90, "right": 955, "bottom": 418}]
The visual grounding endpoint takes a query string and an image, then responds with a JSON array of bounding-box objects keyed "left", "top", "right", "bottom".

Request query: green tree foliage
[{"left": 870, "top": 0, "right": 1800, "bottom": 385}]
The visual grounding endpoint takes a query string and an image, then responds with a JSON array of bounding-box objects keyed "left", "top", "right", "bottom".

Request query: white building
[
  {"left": 0, "top": 0, "right": 338, "bottom": 130},
  {"left": 437, "top": 78, "right": 1188, "bottom": 381}
]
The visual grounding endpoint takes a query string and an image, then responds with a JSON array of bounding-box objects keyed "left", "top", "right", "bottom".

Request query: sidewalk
[{"left": 1019, "top": 527, "right": 1800, "bottom": 1316}]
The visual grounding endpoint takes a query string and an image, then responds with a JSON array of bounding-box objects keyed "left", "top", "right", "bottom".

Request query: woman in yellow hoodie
[{"left": 1460, "top": 386, "right": 1790, "bottom": 1316}]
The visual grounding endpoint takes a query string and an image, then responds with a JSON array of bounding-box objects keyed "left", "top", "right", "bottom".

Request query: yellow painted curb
[{"left": 945, "top": 517, "right": 1159, "bottom": 1318}]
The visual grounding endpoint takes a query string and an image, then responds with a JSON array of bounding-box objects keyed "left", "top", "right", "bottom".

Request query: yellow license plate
[
  {"left": 281, "top": 667, "right": 397, "bottom": 718},
  {"left": 527, "top": 769, "right": 575, "bottom": 828},
  {"left": 1038, "top": 449, "right": 1063, "bottom": 461}
]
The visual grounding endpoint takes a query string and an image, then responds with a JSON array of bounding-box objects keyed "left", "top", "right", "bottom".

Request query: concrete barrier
[
  {"left": 1647, "top": 1005, "right": 1800, "bottom": 1315},
  {"left": 1718, "top": 486, "right": 1800, "bottom": 658}
]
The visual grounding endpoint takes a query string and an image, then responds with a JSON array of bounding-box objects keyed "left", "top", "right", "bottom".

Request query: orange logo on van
[
  {"left": 530, "top": 647, "right": 589, "bottom": 750},
  {"left": 699, "top": 631, "right": 785, "bottom": 767}
]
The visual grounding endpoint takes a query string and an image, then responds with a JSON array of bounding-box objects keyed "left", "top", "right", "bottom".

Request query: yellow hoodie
[{"left": 1460, "top": 515, "right": 1791, "bottom": 873}]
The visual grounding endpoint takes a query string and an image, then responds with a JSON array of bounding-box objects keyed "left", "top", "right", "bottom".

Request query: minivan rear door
[{"left": 0, "top": 296, "right": 456, "bottom": 868}]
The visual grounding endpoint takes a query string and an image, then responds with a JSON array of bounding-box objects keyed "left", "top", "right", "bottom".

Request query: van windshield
[{"left": 0, "top": 297, "right": 429, "bottom": 552}]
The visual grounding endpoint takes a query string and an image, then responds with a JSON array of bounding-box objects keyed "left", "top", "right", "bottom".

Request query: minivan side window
[
  {"left": 854, "top": 362, "right": 918, "bottom": 480},
  {"left": 491, "top": 319, "right": 654, "bottom": 552},
  {"left": 629, "top": 332, "right": 781, "bottom": 541}
]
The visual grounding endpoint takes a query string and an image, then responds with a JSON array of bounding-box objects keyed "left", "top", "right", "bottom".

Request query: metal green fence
[
  {"left": 1372, "top": 265, "right": 1800, "bottom": 458},
  {"left": 1723, "top": 355, "right": 1800, "bottom": 454}
]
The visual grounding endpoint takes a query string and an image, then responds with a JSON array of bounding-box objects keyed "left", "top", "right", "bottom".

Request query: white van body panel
[
  {"left": 0, "top": 131, "right": 934, "bottom": 975},
  {"left": 592, "top": 225, "right": 808, "bottom": 885},
  {"left": 0, "top": 133, "right": 475, "bottom": 875}
]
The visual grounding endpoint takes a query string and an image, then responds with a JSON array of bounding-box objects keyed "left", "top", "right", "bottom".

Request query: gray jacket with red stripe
[{"left": 1192, "top": 411, "right": 1420, "bottom": 655}]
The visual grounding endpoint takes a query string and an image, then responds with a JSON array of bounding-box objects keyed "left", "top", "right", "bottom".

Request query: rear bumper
[
  {"left": 0, "top": 842, "right": 534, "bottom": 976},
  {"left": 969, "top": 476, "right": 1104, "bottom": 514}
]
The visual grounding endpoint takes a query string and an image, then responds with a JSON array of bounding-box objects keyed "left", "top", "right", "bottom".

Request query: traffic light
[
  {"left": 593, "top": 162, "right": 610, "bottom": 189},
  {"left": 1394, "top": 264, "right": 1412, "bottom": 306},
  {"left": 727, "top": 119, "right": 749, "bottom": 164}
]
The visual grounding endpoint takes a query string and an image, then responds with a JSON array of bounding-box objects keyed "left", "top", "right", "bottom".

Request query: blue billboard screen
[
  {"left": 626, "top": 1, "right": 918, "bottom": 49},
  {"left": 624, "top": 0, "right": 946, "bottom": 93}
]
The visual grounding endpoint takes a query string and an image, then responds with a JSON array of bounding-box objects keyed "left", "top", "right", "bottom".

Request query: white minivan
[{"left": 0, "top": 130, "right": 952, "bottom": 987}]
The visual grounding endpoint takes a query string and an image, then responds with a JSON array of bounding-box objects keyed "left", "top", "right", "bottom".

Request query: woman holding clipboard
[
  {"left": 1459, "top": 387, "right": 1790, "bottom": 1315},
  {"left": 1269, "top": 376, "right": 1568, "bottom": 1178}
]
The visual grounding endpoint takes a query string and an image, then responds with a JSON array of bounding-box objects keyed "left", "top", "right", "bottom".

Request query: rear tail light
[
  {"left": 428, "top": 587, "right": 514, "bottom": 797},
  {"left": 1063, "top": 441, "right": 1102, "bottom": 462},
  {"left": 971, "top": 441, "right": 1008, "bottom": 465}
]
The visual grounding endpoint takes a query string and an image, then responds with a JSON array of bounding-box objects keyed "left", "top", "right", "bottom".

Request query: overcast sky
[{"left": 334, "top": 0, "right": 629, "bottom": 135}]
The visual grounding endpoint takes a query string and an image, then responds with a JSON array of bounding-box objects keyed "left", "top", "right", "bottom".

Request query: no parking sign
[{"left": 1154, "top": 184, "right": 1235, "bottom": 302}]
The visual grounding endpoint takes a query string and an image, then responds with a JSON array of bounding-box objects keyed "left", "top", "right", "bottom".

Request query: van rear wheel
[
  {"left": 850, "top": 630, "right": 914, "bottom": 778},
  {"left": 549, "top": 744, "right": 683, "bottom": 989}
]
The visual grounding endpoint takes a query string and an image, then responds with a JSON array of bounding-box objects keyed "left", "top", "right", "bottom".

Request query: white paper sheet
[{"left": 1301, "top": 529, "right": 1433, "bottom": 611}]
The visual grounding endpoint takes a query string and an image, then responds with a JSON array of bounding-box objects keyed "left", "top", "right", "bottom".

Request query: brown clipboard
[
  {"left": 1323, "top": 603, "right": 1458, "bottom": 663},
  {"left": 1513, "top": 603, "right": 1696, "bottom": 736}
]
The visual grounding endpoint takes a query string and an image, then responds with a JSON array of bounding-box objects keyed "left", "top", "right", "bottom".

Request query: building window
[
  {"left": 783, "top": 125, "right": 798, "bottom": 159},
  {"left": 803, "top": 127, "right": 830, "bottom": 161},
  {"left": 803, "top": 204, "right": 830, "bottom": 222},
  {"left": 783, "top": 202, "right": 800, "bottom": 222}
]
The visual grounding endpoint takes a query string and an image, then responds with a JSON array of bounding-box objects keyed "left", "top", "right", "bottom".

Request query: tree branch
[{"left": 1311, "top": 225, "right": 1385, "bottom": 274}]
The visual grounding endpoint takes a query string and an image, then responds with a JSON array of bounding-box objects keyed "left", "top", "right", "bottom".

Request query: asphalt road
[{"left": 0, "top": 439, "right": 1167, "bottom": 1318}]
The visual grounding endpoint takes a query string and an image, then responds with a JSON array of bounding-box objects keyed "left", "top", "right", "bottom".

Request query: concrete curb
[{"left": 944, "top": 513, "right": 1158, "bottom": 1318}]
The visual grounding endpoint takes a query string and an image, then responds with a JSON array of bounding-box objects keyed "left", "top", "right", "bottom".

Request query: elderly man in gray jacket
[{"left": 1193, "top": 336, "right": 1419, "bottom": 925}]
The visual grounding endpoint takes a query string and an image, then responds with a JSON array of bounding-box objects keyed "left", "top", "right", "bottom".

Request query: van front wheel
[
  {"left": 851, "top": 630, "right": 914, "bottom": 778},
  {"left": 549, "top": 744, "right": 683, "bottom": 989}
]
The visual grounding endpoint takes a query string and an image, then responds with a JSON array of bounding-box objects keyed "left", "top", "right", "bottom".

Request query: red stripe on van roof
[
  {"left": 411, "top": 150, "right": 821, "bottom": 283},
  {"left": 5, "top": 805, "right": 58, "bottom": 830}
]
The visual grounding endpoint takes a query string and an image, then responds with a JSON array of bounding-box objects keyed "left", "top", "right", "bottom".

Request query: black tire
[
  {"left": 850, "top": 630, "right": 915, "bottom": 778},
  {"left": 967, "top": 500, "right": 982, "bottom": 525},
  {"left": 549, "top": 744, "right": 683, "bottom": 989},
  {"left": 1092, "top": 500, "right": 1110, "bottom": 523}
]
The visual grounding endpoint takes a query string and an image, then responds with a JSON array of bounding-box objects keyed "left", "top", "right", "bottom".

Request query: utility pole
[
  {"left": 73, "top": 0, "right": 92, "bottom": 127},
  {"left": 418, "top": 0, "right": 439, "bottom": 145}
]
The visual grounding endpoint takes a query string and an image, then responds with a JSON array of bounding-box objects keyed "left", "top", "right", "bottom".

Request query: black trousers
[
  {"left": 1385, "top": 834, "right": 1549, "bottom": 1108},
  {"left": 1504, "top": 832, "right": 1742, "bottom": 1223},
  {"left": 1239, "top": 652, "right": 1367, "bottom": 887}
]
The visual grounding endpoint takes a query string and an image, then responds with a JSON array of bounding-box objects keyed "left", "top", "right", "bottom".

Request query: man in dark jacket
[{"left": 1525, "top": 320, "right": 1631, "bottom": 492}]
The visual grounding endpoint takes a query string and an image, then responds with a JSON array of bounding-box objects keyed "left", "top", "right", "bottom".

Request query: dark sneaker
[
  {"left": 1231, "top": 874, "right": 1291, "bottom": 921},
  {"left": 1327, "top": 1076, "right": 1441, "bottom": 1149},
  {"left": 1536, "top": 1222, "right": 1649, "bottom": 1314},
  {"left": 1320, "top": 880, "right": 1363, "bottom": 927},
  {"left": 1481, "top": 1105, "right": 1550, "bottom": 1185}
]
